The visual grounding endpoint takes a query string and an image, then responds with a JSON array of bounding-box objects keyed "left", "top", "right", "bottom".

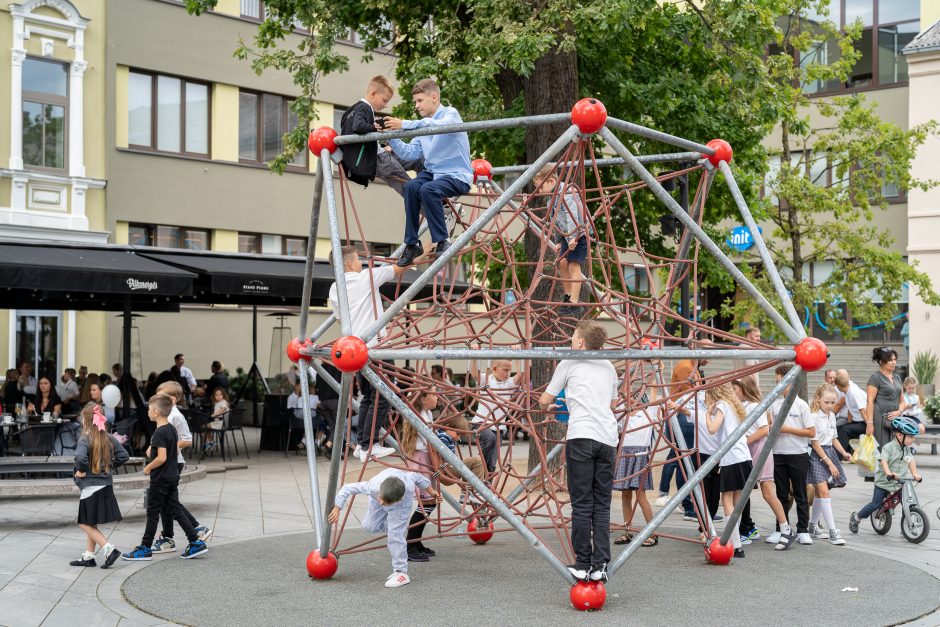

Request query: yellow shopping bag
[{"left": 852, "top": 434, "right": 878, "bottom": 472}]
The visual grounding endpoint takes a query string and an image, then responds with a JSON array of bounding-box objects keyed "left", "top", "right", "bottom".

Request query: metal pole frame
[
  {"left": 296, "top": 153, "right": 327, "bottom": 551},
  {"left": 607, "top": 364, "right": 803, "bottom": 577},
  {"left": 717, "top": 373, "right": 803, "bottom": 545},
  {"left": 718, "top": 161, "right": 806, "bottom": 338},
  {"left": 489, "top": 153, "right": 704, "bottom": 175},
  {"left": 599, "top": 126, "right": 802, "bottom": 344},
  {"left": 605, "top": 117, "right": 716, "bottom": 156},
  {"left": 341, "top": 348, "right": 797, "bottom": 362},
  {"left": 360, "top": 365, "right": 577, "bottom": 584},
  {"left": 333, "top": 113, "right": 573, "bottom": 146},
  {"left": 358, "top": 125, "right": 583, "bottom": 345},
  {"left": 319, "top": 371, "right": 353, "bottom": 556}
]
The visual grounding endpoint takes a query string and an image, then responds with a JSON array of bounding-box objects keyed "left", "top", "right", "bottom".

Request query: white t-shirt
[
  {"left": 621, "top": 408, "right": 654, "bottom": 448},
  {"left": 472, "top": 373, "right": 520, "bottom": 429},
  {"left": 328, "top": 265, "right": 396, "bottom": 347},
  {"left": 545, "top": 360, "right": 618, "bottom": 447},
  {"left": 743, "top": 400, "right": 768, "bottom": 438},
  {"left": 179, "top": 366, "right": 197, "bottom": 389},
  {"left": 416, "top": 409, "right": 432, "bottom": 451},
  {"left": 168, "top": 406, "right": 192, "bottom": 465},
  {"left": 713, "top": 400, "right": 751, "bottom": 466},
  {"left": 684, "top": 392, "right": 718, "bottom": 454},
  {"left": 835, "top": 388, "right": 849, "bottom": 419},
  {"left": 811, "top": 410, "right": 837, "bottom": 447},
  {"left": 771, "top": 396, "right": 813, "bottom": 455},
  {"left": 843, "top": 382, "right": 867, "bottom": 423}
]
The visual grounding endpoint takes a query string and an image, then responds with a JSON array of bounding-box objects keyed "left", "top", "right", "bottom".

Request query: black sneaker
[
  {"left": 848, "top": 512, "right": 860, "bottom": 534},
  {"left": 589, "top": 563, "right": 608, "bottom": 582},
  {"left": 435, "top": 240, "right": 452, "bottom": 257},
  {"left": 416, "top": 542, "right": 436, "bottom": 557},
  {"left": 102, "top": 548, "right": 121, "bottom": 569},
  {"left": 396, "top": 244, "right": 422, "bottom": 267},
  {"left": 407, "top": 548, "right": 429, "bottom": 562},
  {"left": 567, "top": 564, "right": 589, "bottom": 581},
  {"left": 733, "top": 548, "right": 745, "bottom": 558},
  {"left": 69, "top": 556, "right": 96, "bottom": 567}
]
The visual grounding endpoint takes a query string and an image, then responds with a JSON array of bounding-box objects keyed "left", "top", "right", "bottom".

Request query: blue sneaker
[
  {"left": 746, "top": 528, "right": 760, "bottom": 541},
  {"left": 151, "top": 537, "right": 176, "bottom": 554},
  {"left": 180, "top": 540, "right": 208, "bottom": 559},
  {"left": 122, "top": 545, "right": 152, "bottom": 561}
]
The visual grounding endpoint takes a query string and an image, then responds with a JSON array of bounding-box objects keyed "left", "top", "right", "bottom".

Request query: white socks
[
  {"left": 818, "top": 498, "right": 836, "bottom": 531},
  {"left": 731, "top": 518, "right": 741, "bottom": 549},
  {"left": 82, "top": 551, "right": 95, "bottom": 560},
  {"left": 780, "top": 522, "right": 792, "bottom": 535},
  {"left": 101, "top": 543, "right": 114, "bottom": 555},
  {"left": 810, "top": 500, "right": 822, "bottom": 527}
]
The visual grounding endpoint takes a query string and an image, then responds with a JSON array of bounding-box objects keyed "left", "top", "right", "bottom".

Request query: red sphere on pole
[
  {"left": 570, "top": 580, "right": 607, "bottom": 611},
  {"left": 703, "top": 139, "right": 733, "bottom": 166},
  {"left": 286, "top": 337, "right": 305, "bottom": 363},
  {"left": 308, "top": 126, "right": 338, "bottom": 155},
  {"left": 570, "top": 98, "right": 607, "bottom": 134},
  {"left": 331, "top": 336, "right": 369, "bottom": 373},
  {"left": 794, "top": 337, "right": 829, "bottom": 372},
  {"left": 705, "top": 538, "right": 734, "bottom": 565},
  {"left": 471, "top": 158, "right": 493, "bottom": 182},
  {"left": 467, "top": 517, "right": 494, "bottom": 544},
  {"left": 306, "top": 550, "right": 338, "bottom": 579}
]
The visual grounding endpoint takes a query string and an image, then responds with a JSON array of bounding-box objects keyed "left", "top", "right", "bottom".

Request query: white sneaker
[
  {"left": 353, "top": 445, "right": 363, "bottom": 461},
  {"left": 828, "top": 529, "right": 846, "bottom": 546},
  {"left": 797, "top": 532, "right": 813, "bottom": 545},
  {"left": 384, "top": 571, "right": 410, "bottom": 588},
  {"left": 370, "top": 445, "right": 396, "bottom": 459},
  {"left": 654, "top": 495, "right": 669, "bottom": 507},
  {"left": 765, "top": 531, "right": 782, "bottom": 544}
]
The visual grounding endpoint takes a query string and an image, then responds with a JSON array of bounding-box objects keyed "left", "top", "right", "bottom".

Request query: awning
[{"left": 0, "top": 241, "right": 195, "bottom": 311}]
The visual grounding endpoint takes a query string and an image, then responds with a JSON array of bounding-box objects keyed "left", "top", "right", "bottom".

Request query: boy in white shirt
[
  {"left": 328, "top": 245, "right": 411, "bottom": 462},
  {"left": 540, "top": 321, "right": 619, "bottom": 584},
  {"left": 469, "top": 355, "right": 523, "bottom": 473},
  {"left": 150, "top": 381, "right": 212, "bottom": 553},
  {"left": 767, "top": 363, "right": 816, "bottom": 549}
]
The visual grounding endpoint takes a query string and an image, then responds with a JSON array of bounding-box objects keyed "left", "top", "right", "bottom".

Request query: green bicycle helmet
[{"left": 891, "top": 415, "right": 920, "bottom": 436}]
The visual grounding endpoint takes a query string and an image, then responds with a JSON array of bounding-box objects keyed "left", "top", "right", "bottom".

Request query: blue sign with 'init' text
[{"left": 727, "top": 225, "right": 761, "bottom": 251}]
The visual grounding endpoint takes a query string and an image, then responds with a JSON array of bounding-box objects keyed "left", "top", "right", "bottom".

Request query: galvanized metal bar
[
  {"left": 298, "top": 360, "right": 323, "bottom": 550},
  {"left": 718, "top": 161, "right": 807, "bottom": 338},
  {"left": 307, "top": 313, "right": 337, "bottom": 344},
  {"left": 320, "top": 371, "right": 352, "bottom": 556},
  {"left": 605, "top": 117, "right": 715, "bottom": 155},
  {"left": 360, "top": 365, "right": 577, "bottom": 584},
  {"left": 359, "top": 348, "right": 796, "bottom": 361},
  {"left": 359, "top": 125, "right": 583, "bottom": 345},
  {"left": 607, "top": 365, "right": 802, "bottom": 578},
  {"left": 321, "top": 149, "right": 353, "bottom": 336},
  {"left": 489, "top": 153, "right": 702, "bottom": 174},
  {"left": 599, "top": 126, "right": 802, "bottom": 344},
  {"left": 297, "top": 160, "right": 325, "bottom": 340},
  {"left": 717, "top": 373, "right": 802, "bottom": 546},
  {"left": 333, "top": 113, "right": 573, "bottom": 146}
]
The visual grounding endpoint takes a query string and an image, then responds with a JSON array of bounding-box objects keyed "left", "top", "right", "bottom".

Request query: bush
[
  {"left": 912, "top": 351, "right": 939, "bottom": 386},
  {"left": 924, "top": 395, "right": 940, "bottom": 423}
]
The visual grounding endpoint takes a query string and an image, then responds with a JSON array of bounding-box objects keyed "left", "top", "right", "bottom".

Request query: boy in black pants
[
  {"left": 540, "top": 321, "right": 619, "bottom": 583},
  {"left": 123, "top": 394, "right": 208, "bottom": 561},
  {"left": 767, "top": 363, "right": 816, "bottom": 550}
]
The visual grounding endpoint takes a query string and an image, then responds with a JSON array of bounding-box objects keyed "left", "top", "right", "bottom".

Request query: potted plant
[
  {"left": 923, "top": 395, "right": 940, "bottom": 425},
  {"left": 228, "top": 367, "right": 267, "bottom": 427},
  {"left": 912, "top": 351, "right": 938, "bottom": 401}
]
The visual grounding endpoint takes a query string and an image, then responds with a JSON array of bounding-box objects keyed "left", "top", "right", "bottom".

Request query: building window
[
  {"left": 241, "top": 0, "right": 263, "bottom": 20},
  {"left": 333, "top": 106, "right": 346, "bottom": 132},
  {"left": 799, "top": 0, "right": 918, "bottom": 94},
  {"left": 239, "top": 233, "right": 262, "bottom": 254},
  {"left": 128, "top": 223, "right": 210, "bottom": 250},
  {"left": 238, "top": 90, "right": 306, "bottom": 168},
  {"left": 128, "top": 71, "right": 209, "bottom": 156},
  {"left": 283, "top": 237, "right": 307, "bottom": 256},
  {"left": 22, "top": 57, "right": 67, "bottom": 170}
]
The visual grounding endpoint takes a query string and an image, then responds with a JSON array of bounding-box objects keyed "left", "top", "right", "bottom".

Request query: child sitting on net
[
  {"left": 849, "top": 415, "right": 922, "bottom": 534},
  {"left": 532, "top": 163, "right": 592, "bottom": 317},
  {"left": 328, "top": 467, "right": 440, "bottom": 588}
]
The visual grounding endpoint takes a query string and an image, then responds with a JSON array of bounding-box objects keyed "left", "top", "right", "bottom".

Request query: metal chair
[
  {"left": 18, "top": 425, "right": 57, "bottom": 456},
  {"left": 221, "top": 407, "right": 249, "bottom": 460}
]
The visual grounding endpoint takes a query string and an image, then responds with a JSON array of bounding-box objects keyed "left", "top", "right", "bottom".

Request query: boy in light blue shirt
[{"left": 382, "top": 78, "right": 472, "bottom": 266}]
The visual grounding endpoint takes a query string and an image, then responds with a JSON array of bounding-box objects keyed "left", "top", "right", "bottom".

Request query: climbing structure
[{"left": 292, "top": 99, "right": 829, "bottom": 609}]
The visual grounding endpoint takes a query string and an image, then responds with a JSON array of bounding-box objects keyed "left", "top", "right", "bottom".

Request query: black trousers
[
  {"left": 161, "top": 463, "right": 199, "bottom": 539},
  {"left": 837, "top": 421, "right": 867, "bottom": 454},
  {"left": 143, "top": 479, "right": 197, "bottom": 547},
  {"left": 475, "top": 426, "right": 498, "bottom": 473},
  {"left": 693, "top": 453, "right": 721, "bottom": 533},
  {"left": 356, "top": 361, "right": 392, "bottom": 449},
  {"left": 774, "top": 453, "right": 810, "bottom": 533},
  {"left": 740, "top": 494, "right": 755, "bottom": 534},
  {"left": 320, "top": 399, "right": 339, "bottom": 431},
  {"left": 566, "top": 438, "right": 615, "bottom": 568}
]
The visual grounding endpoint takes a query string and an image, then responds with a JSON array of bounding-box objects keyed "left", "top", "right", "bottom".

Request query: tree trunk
[{"left": 519, "top": 39, "right": 579, "bottom": 472}]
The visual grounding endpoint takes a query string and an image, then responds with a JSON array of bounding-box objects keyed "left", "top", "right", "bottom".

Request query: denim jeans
[
  {"left": 857, "top": 486, "right": 891, "bottom": 520},
  {"left": 402, "top": 171, "right": 470, "bottom": 244},
  {"left": 658, "top": 413, "right": 695, "bottom": 516}
]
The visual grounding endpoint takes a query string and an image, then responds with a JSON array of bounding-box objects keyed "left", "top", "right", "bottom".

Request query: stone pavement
[{"left": 2, "top": 428, "right": 940, "bottom": 626}]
